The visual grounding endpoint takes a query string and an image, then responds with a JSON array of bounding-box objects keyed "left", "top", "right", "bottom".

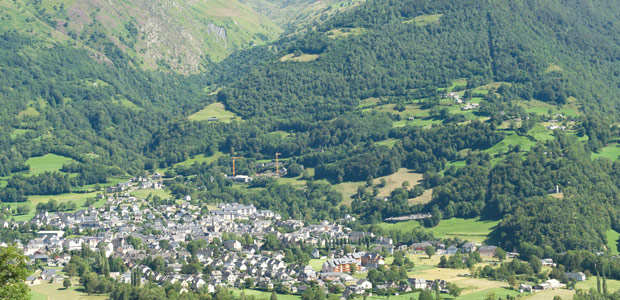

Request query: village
[{"left": 0, "top": 175, "right": 588, "bottom": 300}]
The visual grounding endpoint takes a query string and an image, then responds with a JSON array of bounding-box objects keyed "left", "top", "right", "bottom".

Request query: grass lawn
[
  {"left": 308, "top": 258, "right": 328, "bottom": 271},
  {"left": 26, "top": 154, "right": 75, "bottom": 175},
  {"left": 230, "top": 288, "right": 300, "bottom": 300},
  {"left": 131, "top": 188, "right": 173, "bottom": 200},
  {"left": 188, "top": 102, "right": 240, "bottom": 122},
  {"left": 29, "top": 282, "right": 108, "bottom": 300},
  {"left": 592, "top": 143, "right": 620, "bottom": 161},
  {"left": 378, "top": 218, "right": 499, "bottom": 243}
]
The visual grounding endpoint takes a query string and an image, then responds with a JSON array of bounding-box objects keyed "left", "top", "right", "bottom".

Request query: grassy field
[
  {"left": 130, "top": 188, "right": 173, "bottom": 200},
  {"left": 326, "top": 27, "right": 365, "bottom": 38},
  {"left": 485, "top": 130, "right": 536, "bottom": 157},
  {"left": 175, "top": 152, "right": 225, "bottom": 167},
  {"left": 279, "top": 53, "right": 320, "bottom": 62},
  {"left": 188, "top": 102, "right": 240, "bottom": 122},
  {"left": 607, "top": 229, "right": 620, "bottom": 255},
  {"left": 592, "top": 143, "right": 620, "bottom": 161},
  {"left": 576, "top": 276, "right": 620, "bottom": 291},
  {"left": 405, "top": 14, "right": 443, "bottom": 26},
  {"left": 230, "top": 288, "right": 300, "bottom": 300},
  {"left": 373, "top": 168, "right": 423, "bottom": 198},
  {"left": 29, "top": 282, "right": 108, "bottom": 300},
  {"left": 428, "top": 218, "right": 499, "bottom": 243},
  {"left": 379, "top": 218, "right": 498, "bottom": 243},
  {"left": 517, "top": 99, "right": 580, "bottom": 118},
  {"left": 26, "top": 154, "right": 75, "bottom": 175},
  {"left": 409, "top": 188, "right": 433, "bottom": 205},
  {"left": 333, "top": 180, "right": 365, "bottom": 206}
]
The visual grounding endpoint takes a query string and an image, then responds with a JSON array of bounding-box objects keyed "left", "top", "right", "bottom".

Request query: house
[
  {"left": 408, "top": 278, "right": 427, "bottom": 289},
  {"left": 519, "top": 284, "right": 533, "bottom": 293},
  {"left": 477, "top": 245, "right": 497, "bottom": 256},
  {"left": 223, "top": 240, "right": 242, "bottom": 251},
  {"left": 410, "top": 242, "right": 433, "bottom": 252},
  {"left": 461, "top": 242, "right": 476, "bottom": 253},
  {"left": 25, "top": 276, "right": 41, "bottom": 286},
  {"left": 446, "top": 245, "right": 458, "bottom": 255},
  {"left": 565, "top": 272, "right": 586, "bottom": 282},
  {"left": 40, "top": 268, "right": 57, "bottom": 281},
  {"left": 541, "top": 258, "right": 556, "bottom": 267},
  {"left": 461, "top": 103, "right": 480, "bottom": 111},
  {"left": 312, "top": 248, "right": 321, "bottom": 259},
  {"left": 356, "top": 279, "right": 372, "bottom": 290}
]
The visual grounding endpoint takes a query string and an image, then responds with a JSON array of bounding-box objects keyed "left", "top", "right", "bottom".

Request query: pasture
[
  {"left": 606, "top": 229, "right": 620, "bottom": 255},
  {"left": 188, "top": 102, "right": 240, "bottom": 122},
  {"left": 592, "top": 143, "right": 620, "bottom": 161},
  {"left": 378, "top": 218, "right": 498, "bottom": 243},
  {"left": 26, "top": 154, "right": 74, "bottom": 175},
  {"left": 372, "top": 168, "right": 423, "bottom": 198}
]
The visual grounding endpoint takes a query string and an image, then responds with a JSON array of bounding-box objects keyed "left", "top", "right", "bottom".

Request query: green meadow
[
  {"left": 25, "top": 154, "right": 74, "bottom": 175},
  {"left": 379, "top": 218, "right": 499, "bottom": 243},
  {"left": 188, "top": 102, "right": 240, "bottom": 122}
]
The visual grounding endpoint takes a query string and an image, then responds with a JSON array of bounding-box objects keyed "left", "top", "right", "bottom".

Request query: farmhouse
[
  {"left": 477, "top": 245, "right": 497, "bottom": 256},
  {"left": 565, "top": 272, "right": 586, "bottom": 281}
]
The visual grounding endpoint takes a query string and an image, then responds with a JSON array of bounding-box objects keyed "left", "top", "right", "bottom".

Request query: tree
[
  {"left": 529, "top": 255, "right": 542, "bottom": 274},
  {"left": 425, "top": 246, "right": 436, "bottom": 259},
  {"left": 448, "top": 283, "right": 462, "bottom": 297},
  {"left": 494, "top": 248, "right": 506, "bottom": 262},
  {"left": 418, "top": 290, "right": 433, "bottom": 300},
  {"left": 0, "top": 246, "right": 29, "bottom": 300},
  {"left": 63, "top": 278, "right": 72, "bottom": 289},
  {"left": 271, "top": 290, "right": 278, "bottom": 300},
  {"left": 507, "top": 275, "right": 517, "bottom": 289}
]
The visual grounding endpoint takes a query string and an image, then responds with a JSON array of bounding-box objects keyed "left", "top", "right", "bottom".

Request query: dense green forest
[{"left": 2, "top": 0, "right": 620, "bottom": 264}]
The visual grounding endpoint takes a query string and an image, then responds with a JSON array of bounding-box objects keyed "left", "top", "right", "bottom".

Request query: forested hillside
[
  {"left": 219, "top": 0, "right": 620, "bottom": 119},
  {"left": 1, "top": 0, "right": 620, "bottom": 267}
]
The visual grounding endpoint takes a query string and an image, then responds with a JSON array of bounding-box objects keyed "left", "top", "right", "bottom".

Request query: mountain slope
[
  {"left": 240, "top": 0, "right": 365, "bottom": 33},
  {"left": 0, "top": 0, "right": 282, "bottom": 73}
]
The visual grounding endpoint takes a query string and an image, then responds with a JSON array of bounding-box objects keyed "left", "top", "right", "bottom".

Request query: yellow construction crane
[
  {"left": 275, "top": 152, "right": 282, "bottom": 177},
  {"left": 232, "top": 156, "right": 243, "bottom": 177}
]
